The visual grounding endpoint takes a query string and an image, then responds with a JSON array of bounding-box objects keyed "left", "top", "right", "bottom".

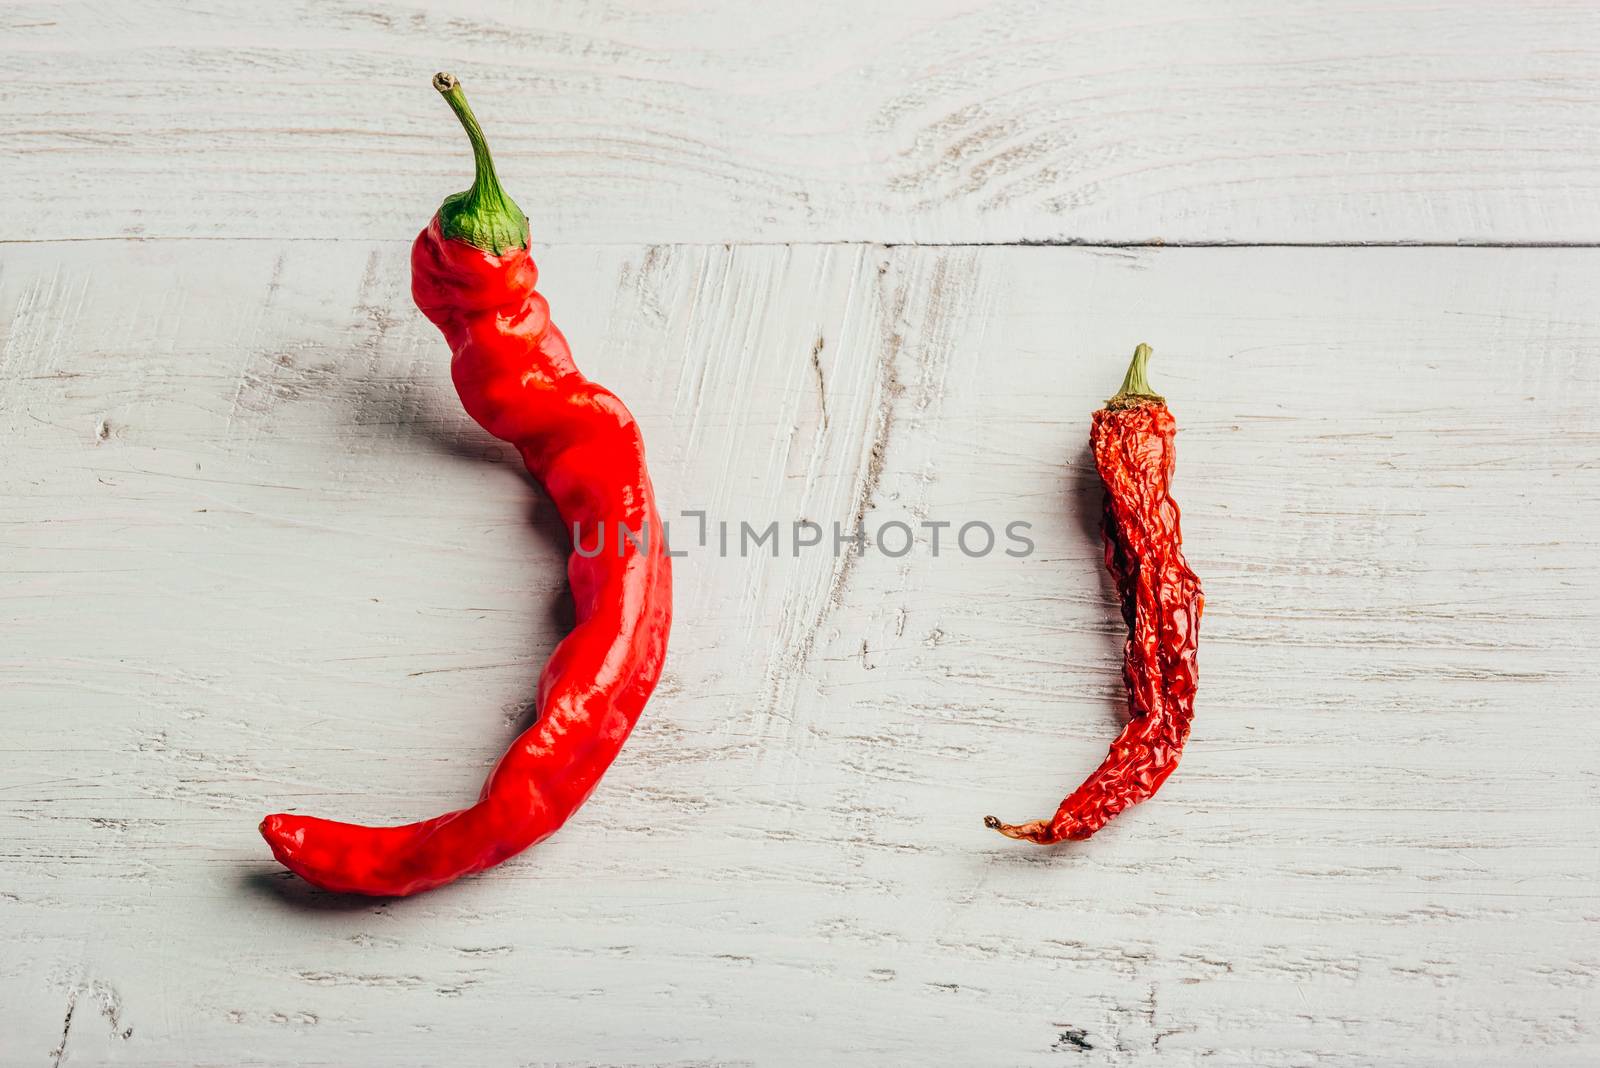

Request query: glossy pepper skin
[
  {"left": 986, "top": 345, "right": 1201, "bottom": 843},
  {"left": 259, "top": 74, "right": 672, "bottom": 896}
]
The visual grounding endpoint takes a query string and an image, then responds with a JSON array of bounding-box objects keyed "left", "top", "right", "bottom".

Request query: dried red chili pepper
[
  {"left": 986, "top": 345, "right": 1202, "bottom": 843},
  {"left": 259, "top": 74, "right": 672, "bottom": 896}
]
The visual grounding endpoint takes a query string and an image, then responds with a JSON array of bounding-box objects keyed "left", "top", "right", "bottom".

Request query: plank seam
[{"left": 5, "top": 238, "right": 1600, "bottom": 249}]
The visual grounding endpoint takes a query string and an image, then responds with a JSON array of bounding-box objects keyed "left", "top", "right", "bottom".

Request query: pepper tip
[
  {"left": 432, "top": 71, "right": 458, "bottom": 94},
  {"left": 985, "top": 816, "right": 1052, "bottom": 841}
]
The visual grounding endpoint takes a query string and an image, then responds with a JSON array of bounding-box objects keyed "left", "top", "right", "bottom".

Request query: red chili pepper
[
  {"left": 986, "top": 345, "right": 1202, "bottom": 843},
  {"left": 259, "top": 74, "right": 672, "bottom": 896}
]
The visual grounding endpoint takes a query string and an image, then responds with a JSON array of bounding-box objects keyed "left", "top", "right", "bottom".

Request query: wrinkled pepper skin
[
  {"left": 260, "top": 84, "right": 671, "bottom": 896},
  {"left": 988, "top": 347, "right": 1201, "bottom": 844}
]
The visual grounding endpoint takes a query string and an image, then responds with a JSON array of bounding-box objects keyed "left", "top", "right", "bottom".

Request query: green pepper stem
[
  {"left": 432, "top": 72, "right": 529, "bottom": 255},
  {"left": 1106, "top": 343, "right": 1165, "bottom": 409}
]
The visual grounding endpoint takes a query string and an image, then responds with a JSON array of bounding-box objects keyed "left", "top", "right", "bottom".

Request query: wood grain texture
[
  {"left": 2, "top": 240, "right": 1597, "bottom": 1065},
  {"left": 5, "top": 0, "right": 1600, "bottom": 244}
]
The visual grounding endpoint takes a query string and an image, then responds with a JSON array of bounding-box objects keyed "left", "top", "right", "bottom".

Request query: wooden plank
[
  {"left": 5, "top": 0, "right": 1600, "bottom": 244},
  {"left": 2, "top": 239, "right": 1598, "bottom": 1064}
]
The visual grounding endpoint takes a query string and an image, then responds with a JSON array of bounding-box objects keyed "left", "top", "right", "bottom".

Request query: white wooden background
[{"left": 4, "top": 3, "right": 1600, "bottom": 1066}]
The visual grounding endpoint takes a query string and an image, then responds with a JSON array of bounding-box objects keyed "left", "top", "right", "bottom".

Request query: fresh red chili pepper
[
  {"left": 259, "top": 74, "right": 672, "bottom": 896},
  {"left": 986, "top": 345, "right": 1202, "bottom": 843}
]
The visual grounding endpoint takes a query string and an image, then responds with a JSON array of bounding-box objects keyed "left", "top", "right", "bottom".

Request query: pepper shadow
[
  {"left": 1067, "top": 439, "right": 1131, "bottom": 736},
  {"left": 239, "top": 868, "right": 389, "bottom": 912},
  {"left": 1068, "top": 439, "right": 1103, "bottom": 547},
  {"left": 240, "top": 375, "right": 575, "bottom": 912},
  {"left": 344, "top": 371, "right": 576, "bottom": 660},
  {"left": 974, "top": 438, "right": 1130, "bottom": 861},
  {"left": 238, "top": 864, "right": 490, "bottom": 911},
  {"left": 966, "top": 438, "right": 1132, "bottom": 863}
]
